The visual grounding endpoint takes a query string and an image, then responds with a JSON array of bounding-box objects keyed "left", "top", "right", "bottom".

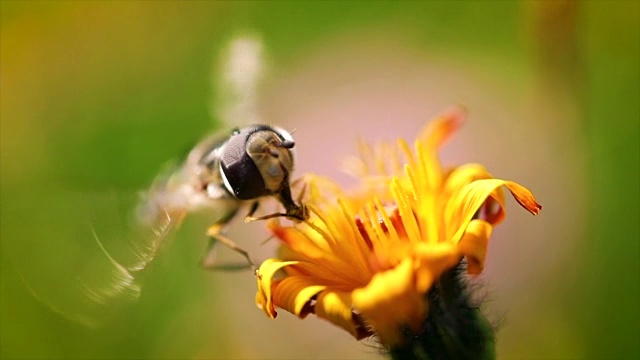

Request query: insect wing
[{"left": 21, "top": 33, "right": 270, "bottom": 327}]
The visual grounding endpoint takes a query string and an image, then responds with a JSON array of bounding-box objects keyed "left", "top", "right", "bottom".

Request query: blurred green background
[{"left": 1, "top": 1, "right": 638, "bottom": 359}]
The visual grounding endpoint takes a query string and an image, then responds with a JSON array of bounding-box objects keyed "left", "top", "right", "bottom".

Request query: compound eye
[
  {"left": 245, "top": 131, "right": 294, "bottom": 194},
  {"left": 219, "top": 126, "right": 296, "bottom": 201},
  {"left": 219, "top": 130, "right": 269, "bottom": 200}
]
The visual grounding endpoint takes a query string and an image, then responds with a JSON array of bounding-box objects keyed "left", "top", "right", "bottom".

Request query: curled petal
[
  {"left": 273, "top": 276, "right": 327, "bottom": 318},
  {"left": 446, "top": 179, "right": 541, "bottom": 244},
  {"left": 457, "top": 220, "right": 492, "bottom": 275},
  {"left": 443, "top": 163, "right": 495, "bottom": 195},
  {"left": 352, "top": 259, "right": 426, "bottom": 346},
  {"left": 504, "top": 181, "right": 542, "bottom": 215},
  {"left": 255, "top": 259, "right": 298, "bottom": 318}
]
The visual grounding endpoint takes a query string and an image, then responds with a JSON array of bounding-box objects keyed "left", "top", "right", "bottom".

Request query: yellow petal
[
  {"left": 457, "top": 219, "right": 492, "bottom": 275},
  {"left": 306, "top": 201, "right": 371, "bottom": 281},
  {"left": 315, "top": 290, "right": 364, "bottom": 339},
  {"left": 338, "top": 199, "right": 374, "bottom": 275},
  {"left": 413, "top": 107, "right": 466, "bottom": 191},
  {"left": 411, "top": 242, "right": 461, "bottom": 293},
  {"left": 276, "top": 245, "right": 368, "bottom": 288},
  {"left": 391, "top": 177, "right": 421, "bottom": 244},
  {"left": 446, "top": 179, "right": 541, "bottom": 244},
  {"left": 442, "top": 163, "right": 495, "bottom": 195},
  {"left": 306, "top": 174, "right": 347, "bottom": 204},
  {"left": 272, "top": 276, "right": 327, "bottom": 318},
  {"left": 403, "top": 162, "right": 440, "bottom": 245},
  {"left": 352, "top": 258, "right": 426, "bottom": 346},
  {"left": 255, "top": 259, "right": 298, "bottom": 318},
  {"left": 415, "top": 139, "right": 443, "bottom": 191}
]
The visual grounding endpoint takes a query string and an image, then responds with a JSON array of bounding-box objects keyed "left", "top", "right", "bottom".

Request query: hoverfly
[
  {"left": 18, "top": 33, "right": 301, "bottom": 327},
  {"left": 134, "top": 123, "right": 308, "bottom": 272}
]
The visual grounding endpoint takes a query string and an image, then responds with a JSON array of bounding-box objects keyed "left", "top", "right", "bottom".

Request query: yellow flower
[{"left": 255, "top": 108, "right": 541, "bottom": 347}]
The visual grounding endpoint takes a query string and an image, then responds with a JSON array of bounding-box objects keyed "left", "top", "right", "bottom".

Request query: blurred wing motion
[
  {"left": 80, "top": 144, "right": 216, "bottom": 307},
  {"left": 17, "top": 33, "right": 269, "bottom": 327},
  {"left": 125, "top": 131, "right": 238, "bottom": 267}
]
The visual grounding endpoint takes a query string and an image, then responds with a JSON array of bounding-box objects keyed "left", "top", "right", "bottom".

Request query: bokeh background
[{"left": 1, "top": 1, "right": 638, "bottom": 359}]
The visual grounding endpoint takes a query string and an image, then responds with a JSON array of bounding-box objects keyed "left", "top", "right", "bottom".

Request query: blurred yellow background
[{"left": 1, "top": 1, "right": 638, "bottom": 359}]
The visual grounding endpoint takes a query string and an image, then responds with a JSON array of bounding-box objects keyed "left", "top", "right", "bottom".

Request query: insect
[
  {"left": 135, "top": 124, "right": 308, "bottom": 272},
  {"left": 18, "top": 34, "right": 296, "bottom": 326}
]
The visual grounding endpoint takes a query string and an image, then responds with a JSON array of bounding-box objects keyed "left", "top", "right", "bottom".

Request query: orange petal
[
  {"left": 267, "top": 220, "right": 331, "bottom": 259},
  {"left": 418, "top": 106, "right": 466, "bottom": 150},
  {"left": 504, "top": 181, "right": 542, "bottom": 215},
  {"left": 285, "top": 262, "right": 365, "bottom": 290}
]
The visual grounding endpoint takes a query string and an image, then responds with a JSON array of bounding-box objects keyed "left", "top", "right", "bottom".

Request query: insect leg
[
  {"left": 244, "top": 182, "right": 308, "bottom": 223},
  {"left": 244, "top": 203, "right": 293, "bottom": 222},
  {"left": 202, "top": 225, "right": 256, "bottom": 272},
  {"left": 296, "top": 180, "right": 308, "bottom": 204},
  {"left": 244, "top": 212, "right": 291, "bottom": 222},
  {"left": 243, "top": 201, "right": 260, "bottom": 223}
]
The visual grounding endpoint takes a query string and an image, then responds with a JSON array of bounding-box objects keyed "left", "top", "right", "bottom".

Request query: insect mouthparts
[{"left": 280, "top": 140, "right": 295, "bottom": 149}]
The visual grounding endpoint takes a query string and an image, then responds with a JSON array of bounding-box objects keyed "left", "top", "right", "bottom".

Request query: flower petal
[
  {"left": 255, "top": 259, "right": 298, "bottom": 318},
  {"left": 443, "top": 163, "right": 495, "bottom": 195},
  {"left": 284, "top": 262, "right": 366, "bottom": 289},
  {"left": 457, "top": 219, "right": 492, "bottom": 275},
  {"left": 411, "top": 242, "right": 462, "bottom": 293},
  {"left": 504, "top": 181, "right": 542, "bottom": 215},
  {"left": 410, "top": 107, "right": 465, "bottom": 193},
  {"left": 272, "top": 276, "right": 327, "bottom": 318},
  {"left": 267, "top": 220, "right": 330, "bottom": 257},
  {"left": 255, "top": 108, "right": 542, "bottom": 350},
  {"left": 418, "top": 106, "right": 465, "bottom": 150},
  {"left": 445, "top": 179, "right": 541, "bottom": 244},
  {"left": 391, "top": 177, "right": 421, "bottom": 244},
  {"left": 315, "top": 290, "right": 365, "bottom": 339},
  {"left": 352, "top": 258, "right": 427, "bottom": 346}
]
